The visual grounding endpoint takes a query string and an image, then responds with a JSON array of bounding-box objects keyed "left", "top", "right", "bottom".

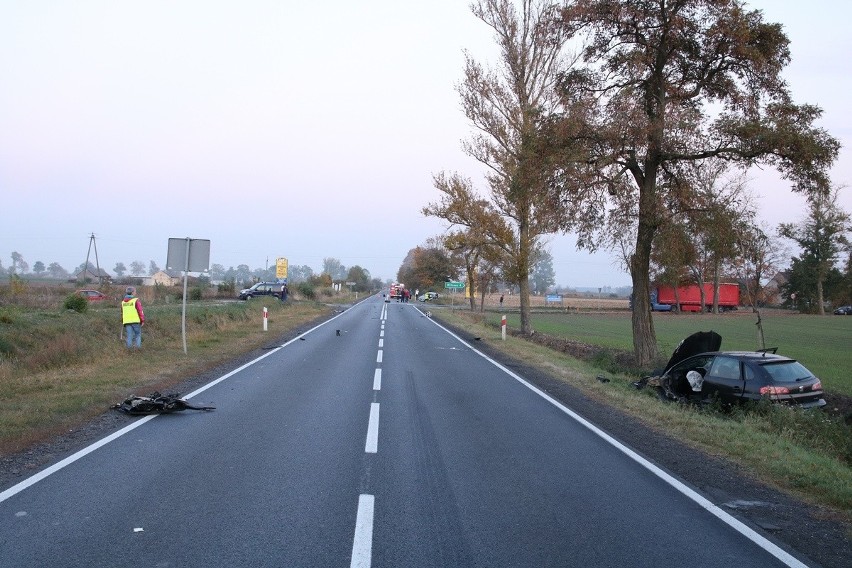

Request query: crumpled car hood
[{"left": 663, "top": 331, "right": 722, "bottom": 373}]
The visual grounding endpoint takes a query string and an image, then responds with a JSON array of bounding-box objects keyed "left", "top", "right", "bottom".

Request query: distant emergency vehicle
[{"left": 389, "top": 283, "right": 404, "bottom": 300}]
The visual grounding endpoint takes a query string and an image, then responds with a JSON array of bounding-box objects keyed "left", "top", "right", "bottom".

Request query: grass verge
[{"left": 0, "top": 300, "right": 331, "bottom": 454}]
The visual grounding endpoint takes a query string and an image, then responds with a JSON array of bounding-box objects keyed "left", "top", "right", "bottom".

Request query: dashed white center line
[
  {"left": 349, "top": 304, "right": 390, "bottom": 567},
  {"left": 365, "top": 403, "right": 380, "bottom": 453},
  {"left": 350, "top": 494, "right": 375, "bottom": 568}
]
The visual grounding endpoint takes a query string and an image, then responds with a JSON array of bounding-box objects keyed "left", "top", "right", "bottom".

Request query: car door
[{"left": 704, "top": 355, "right": 746, "bottom": 404}]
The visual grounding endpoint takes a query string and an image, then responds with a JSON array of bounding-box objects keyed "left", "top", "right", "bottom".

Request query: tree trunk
[
  {"left": 712, "top": 258, "right": 721, "bottom": 314},
  {"left": 517, "top": 212, "right": 534, "bottom": 335},
  {"left": 696, "top": 275, "right": 707, "bottom": 313},
  {"left": 519, "top": 276, "right": 532, "bottom": 334},
  {"left": 816, "top": 278, "right": 825, "bottom": 315},
  {"left": 478, "top": 274, "right": 490, "bottom": 313},
  {"left": 631, "top": 221, "right": 657, "bottom": 367},
  {"left": 467, "top": 265, "right": 477, "bottom": 311}
]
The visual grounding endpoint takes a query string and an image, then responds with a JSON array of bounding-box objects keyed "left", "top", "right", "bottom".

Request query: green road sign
[{"left": 444, "top": 281, "right": 465, "bottom": 289}]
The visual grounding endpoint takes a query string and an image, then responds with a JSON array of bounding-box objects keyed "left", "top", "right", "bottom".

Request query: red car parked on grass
[{"left": 76, "top": 289, "right": 107, "bottom": 301}]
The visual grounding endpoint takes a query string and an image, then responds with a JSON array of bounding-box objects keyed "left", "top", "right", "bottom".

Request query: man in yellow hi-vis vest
[{"left": 121, "top": 286, "right": 145, "bottom": 349}]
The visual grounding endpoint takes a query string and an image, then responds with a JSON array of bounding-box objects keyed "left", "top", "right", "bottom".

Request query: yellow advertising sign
[{"left": 275, "top": 257, "right": 288, "bottom": 280}]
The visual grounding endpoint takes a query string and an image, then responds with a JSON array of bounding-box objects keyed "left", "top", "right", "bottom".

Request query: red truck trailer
[{"left": 656, "top": 283, "right": 740, "bottom": 312}]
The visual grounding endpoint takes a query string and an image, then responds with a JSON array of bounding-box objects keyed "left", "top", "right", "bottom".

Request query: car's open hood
[{"left": 664, "top": 331, "right": 722, "bottom": 372}]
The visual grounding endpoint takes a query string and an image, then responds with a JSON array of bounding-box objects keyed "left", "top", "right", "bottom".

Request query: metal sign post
[{"left": 167, "top": 238, "right": 211, "bottom": 354}]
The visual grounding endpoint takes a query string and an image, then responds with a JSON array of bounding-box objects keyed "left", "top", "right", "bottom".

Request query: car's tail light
[
  {"left": 760, "top": 386, "right": 790, "bottom": 396},
  {"left": 811, "top": 381, "right": 822, "bottom": 391}
]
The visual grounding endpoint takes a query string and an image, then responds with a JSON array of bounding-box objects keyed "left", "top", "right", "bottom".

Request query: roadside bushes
[
  {"left": 63, "top": 294, "right": 88, "bottom": 313},
  {"left": 297, "top": 282, "right": 316, "bottom": 300},
  {"left": 217, "top": 280, "right": 236, "bottom": 295}
]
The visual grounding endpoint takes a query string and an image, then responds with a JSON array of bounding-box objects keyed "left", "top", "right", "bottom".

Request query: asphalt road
[{"left": 0, "top": 295, "right": 813, "bottom": 567}]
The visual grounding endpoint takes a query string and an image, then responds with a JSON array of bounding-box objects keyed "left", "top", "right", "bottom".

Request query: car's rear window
[{"left": 760, "top": 361, "right": 813, "bottom": 383}]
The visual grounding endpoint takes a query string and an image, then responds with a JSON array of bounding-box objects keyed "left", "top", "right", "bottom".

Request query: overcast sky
[{"left": 1, "top": 1, "right": 849, "bottom": 288}]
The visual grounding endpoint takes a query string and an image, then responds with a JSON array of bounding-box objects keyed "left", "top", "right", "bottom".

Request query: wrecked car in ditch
[{"left": 636, "top": 331, "right": 827, "bottom": 409}]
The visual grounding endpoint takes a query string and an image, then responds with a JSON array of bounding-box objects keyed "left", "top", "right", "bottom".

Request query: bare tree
[{"left": 731, "top": 222, "right": 786, "bottom": 348}]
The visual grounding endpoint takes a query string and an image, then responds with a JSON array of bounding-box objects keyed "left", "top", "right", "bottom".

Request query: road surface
[{"left": 0, "top": 295, "right": 810, "bottom": 567}]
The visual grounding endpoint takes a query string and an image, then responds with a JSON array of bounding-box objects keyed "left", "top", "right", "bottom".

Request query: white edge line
[
  {"left": 0, "top": 308, "right": 351, "bottom": 504},
  {"left": 422, "top": 314, "right": 809, "bottom": 568},
  {"left": 0, "top": 415, "right": 155, "bottom": 503},
  {"left": 350, "top": 493, "right": 375, "bottom": 568}
]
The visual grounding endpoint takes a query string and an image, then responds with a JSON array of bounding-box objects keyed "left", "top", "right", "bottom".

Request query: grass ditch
[
  {"left": 0, "top": 299, "right": 331, "bottom": 454},
  {"left": 435, "top": 309, "right": 852, "bottom": 518}
]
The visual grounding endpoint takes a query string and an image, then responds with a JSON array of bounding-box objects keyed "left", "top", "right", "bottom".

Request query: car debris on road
[{"left": 112, "top": 392, "right": 215, "bottom": 415}]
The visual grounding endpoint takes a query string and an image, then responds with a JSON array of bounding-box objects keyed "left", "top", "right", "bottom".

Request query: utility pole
[{"left": 83, "top": 233, "right": 102, "bottom": 286}]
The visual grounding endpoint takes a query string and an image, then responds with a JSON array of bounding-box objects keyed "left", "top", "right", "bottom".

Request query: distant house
[
  {"left": 763, "top": 271, "right": 790, "bottom": 305},
  {"left": 143, "top": 269, "right": 182, "bottom": 287},
  {"left": 75, "top": 268, "right": 111, "bottom": 283}
]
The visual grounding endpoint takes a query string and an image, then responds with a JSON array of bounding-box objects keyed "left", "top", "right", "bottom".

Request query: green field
[{"left": 488, "top": 311, "right": 852, "bottom": 397}]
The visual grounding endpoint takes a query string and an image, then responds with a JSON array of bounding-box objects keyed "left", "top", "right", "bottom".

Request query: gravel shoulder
[{"left": 2, "top": 308, "right": 850, "bottom": 568}]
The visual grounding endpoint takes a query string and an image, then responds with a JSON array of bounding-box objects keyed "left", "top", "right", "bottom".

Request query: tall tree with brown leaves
[
  {"left": 555, "top": 0, "right": 839, "bottom": 364},
  {"left": 426, "top": 0, "right": 573, "bottom": 334}
]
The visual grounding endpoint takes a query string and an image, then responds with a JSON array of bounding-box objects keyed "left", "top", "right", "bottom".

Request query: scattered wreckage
[
  {"left": 113, "top": 391, "right": 215, "bottom": 415},
  {"left": 634, "top": 331, "right": 826, "bottom": 409}
]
